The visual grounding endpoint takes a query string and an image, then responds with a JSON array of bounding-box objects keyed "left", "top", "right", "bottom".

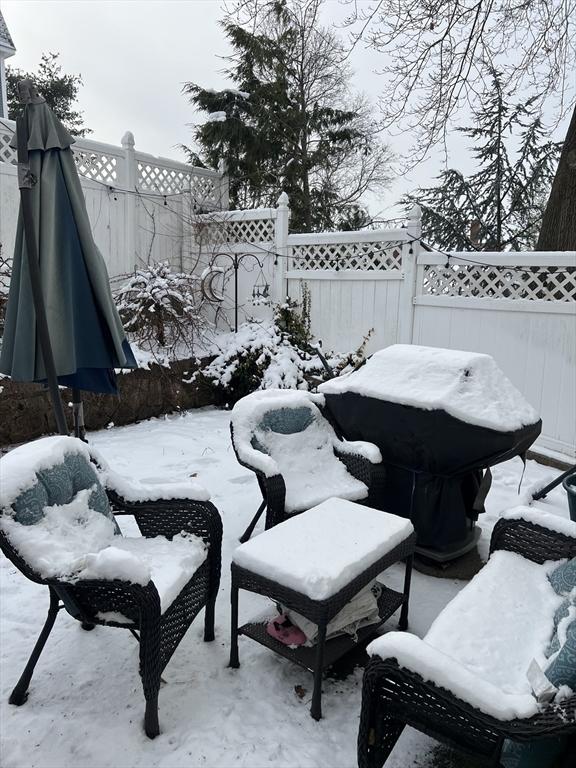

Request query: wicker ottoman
[{"left": 229, "top": 497, "right": 415, "bottom": 720}]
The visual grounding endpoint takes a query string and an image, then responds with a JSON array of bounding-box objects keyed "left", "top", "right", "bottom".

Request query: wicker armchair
[
  {"left": 0, "top": 436, "right": 222, "bottom": 739},
  {"left": 230, "top": 389, "right": 386, "bottom": 542},
  {"left": 357, "top": 515, "right": 576, "bottom": 768}
]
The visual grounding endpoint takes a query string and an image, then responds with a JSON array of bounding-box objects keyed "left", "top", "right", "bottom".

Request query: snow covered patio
[{"left": 0, "top": 407, "right": 569, "bottom": 768}]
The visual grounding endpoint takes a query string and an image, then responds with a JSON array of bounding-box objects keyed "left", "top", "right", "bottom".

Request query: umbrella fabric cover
[{"left": 0, "top": 100, "right": 136, "bottom": 394}]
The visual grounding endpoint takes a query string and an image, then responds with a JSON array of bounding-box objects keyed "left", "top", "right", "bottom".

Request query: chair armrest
[
  {"left": 107, "top": 490, "right": 222, "bottom": 544},
  {"left": 229, "top": 423, "right": 280, "bottom": 478},
  {"left": 95, "top": 458, "right": 210, "bottom": 506},
  {"left": 367, "top": 632, "right": 539, "bottom": 722},
  {"left": 50, "top": 575, "right": 161, "bottom": 626},
  {"left": 106, "top": 492, "right": 222, "bottom": 604},
  {"left": 490, "top": 514, "right": 576, "bottom": 563},
  {"left": 335, "top": 439, "right": 382, "bottom": 464},
  {"left": 334, "top": 447, "right": 386, "bottom": 506},
  {"left": 361, "top": 654, "right": 576, "bottom": 763}
]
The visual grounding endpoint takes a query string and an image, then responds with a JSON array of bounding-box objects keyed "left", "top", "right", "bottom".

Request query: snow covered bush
[
  {"left": 115, "top": 262, "right": 210, "bottom": 360},
  {"left": 194, "top": 296, "right": 372, "bottom": 404}
]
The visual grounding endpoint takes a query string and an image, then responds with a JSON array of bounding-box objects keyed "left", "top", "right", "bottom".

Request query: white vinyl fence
[
  {"left": 193, "top": 197, "right": 576, "bottom": 459},
  {"left": 0, "top": 124, "right": 574, "bottom": 458},
  {"left": 0, "top": 118, "right": 228, "bottom": 284}
]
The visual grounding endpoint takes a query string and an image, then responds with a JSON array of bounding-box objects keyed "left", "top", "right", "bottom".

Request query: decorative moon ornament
[{"left": 200, "top": 266, "right": 225, "bottom": 303}]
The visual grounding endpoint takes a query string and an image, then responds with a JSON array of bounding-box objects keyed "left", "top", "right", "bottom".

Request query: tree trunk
[{"left": 536, "top": 104, "right": 576, "bottom": 250}]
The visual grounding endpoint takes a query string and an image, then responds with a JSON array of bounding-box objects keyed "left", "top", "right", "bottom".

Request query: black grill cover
[{"left": 320, "top": 346, "right": 541, "bottom": 553}]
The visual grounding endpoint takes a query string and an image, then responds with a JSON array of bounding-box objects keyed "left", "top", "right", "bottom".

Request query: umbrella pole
[
  {"left": 16, "top": 113, "right": 68, "bottom": 436},
  {"left": 72, "top": 388, "right": 87, "bottom": 442}
]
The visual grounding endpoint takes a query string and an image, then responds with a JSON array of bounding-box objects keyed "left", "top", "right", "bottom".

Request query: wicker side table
[{"left": 229, "top": 498, "right": 416, "bottom": 720}]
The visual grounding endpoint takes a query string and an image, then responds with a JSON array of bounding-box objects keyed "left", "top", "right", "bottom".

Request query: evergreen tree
[
  {"left": 182, "top": 0, "right": 391, "bottom": 231},
  {"left": 7, "top": 52, "right": 90, "bottom": 136},
  {"left": 405, "top": 71, "right": 561, "bottom": 251}
]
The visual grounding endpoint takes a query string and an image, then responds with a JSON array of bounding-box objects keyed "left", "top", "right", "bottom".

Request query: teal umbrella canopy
[{"left": 0, "top": 86, "right": 136, "bottom": 397}]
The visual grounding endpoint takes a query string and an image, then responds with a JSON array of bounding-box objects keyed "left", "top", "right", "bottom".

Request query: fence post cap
[
  {"left": 277, "top": 191, "right": 289, "bottom": 207},
  {"left": 121, "top": 131, "right": 135, "bottom": 149}
]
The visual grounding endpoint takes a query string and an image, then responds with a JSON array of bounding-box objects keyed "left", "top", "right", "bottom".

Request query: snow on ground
[{"left": 0, "top": 407, "right": 570, "bottom": 768}]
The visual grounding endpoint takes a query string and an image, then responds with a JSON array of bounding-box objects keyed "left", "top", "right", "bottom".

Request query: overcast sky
[{"left": 1, "top": 0, "right": 568, "bottom": 218}]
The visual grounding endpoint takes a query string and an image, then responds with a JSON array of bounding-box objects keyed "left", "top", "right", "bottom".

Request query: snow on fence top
[{"left": 319, "top": 344, "right": 540, "bottom": 433}]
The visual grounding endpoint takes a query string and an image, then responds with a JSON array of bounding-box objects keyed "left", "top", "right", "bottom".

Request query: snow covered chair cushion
[
  {"left": 367, "top": 549, "right": 566, "bottom": 721},
  {"left": 500, "top": 610, "right": 575, "bottom": 767},
  {"left": 8, "top": 442, "right": 119, "bottom": 530},
  {"left": 231, "top": 389, "right": 382, "bottom": 514},
  {"left": 0, "top": 437, "right": 208, "bottom": 611},
  {"left": 548, "top": 558, "right": 576, "bottom": 595}
]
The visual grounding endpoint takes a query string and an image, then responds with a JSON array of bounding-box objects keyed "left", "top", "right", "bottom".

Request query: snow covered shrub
[
  {"left": 194, "top": 295, "right": 372, "bottom": 404},
  {"left": 115, "top": 262, "right": 209, "bottom": 360},
  {"left": 193, "top": 320, "right": 323, "bottom": 404},
  {"left": 273, "top": 285, "right": 312, "bottom": 350}
]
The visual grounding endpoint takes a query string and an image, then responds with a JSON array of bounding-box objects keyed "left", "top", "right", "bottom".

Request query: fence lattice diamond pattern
[
  {"left": 422, "top": 264, "right": 576, "bottom": 302},
  {"left": 138, "top": 162, "right": 221, "bottom": 207},
  {"left": 194, "top": 217, "right": 275, "bottom": 246},
  {"left": 0, "top": 128, "right": 16, "bottom": 165},
  {"left": 73, "top": 151, "right": 118, "bottom": 184},
  {"left": 138, "top": 163, "right": 190, "bottom": 195},
  {"left": 290, "top": 241, "right": 402, "bottom": 271}
]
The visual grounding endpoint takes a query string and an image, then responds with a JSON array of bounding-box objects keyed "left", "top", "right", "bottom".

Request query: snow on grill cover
[{"left": 319, "top": 345, "right": 542, "bottom": 553}]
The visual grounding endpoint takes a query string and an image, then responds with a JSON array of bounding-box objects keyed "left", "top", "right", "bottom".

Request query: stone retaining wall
[{"left": 0, "top": 359, "right": 215, "bottom": 447}]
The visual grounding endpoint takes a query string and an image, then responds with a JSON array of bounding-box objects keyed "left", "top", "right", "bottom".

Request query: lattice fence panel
[
  {"left": 138, "top": 162, "right": 221, "bottom": 207},
  {"left": 190, "top": 175, "right": 221, "bottom": 209},
  {"left": 0, "top": 127, "right": 16, "bottom": 165},
  {"left": 194, "top": 217, "right": 275, "bottom": 246},
  {"left": 138, "top": 162, "right": 190, "bottom": 195},
  {"left": 421, "top": 263, "right": 576, "bottom": 302},
  {"left": 290, "top": 241, "right": 402, "bottom": 271},
  {"left": 73, "top": 150, "right": 118, "bottom": 184}
]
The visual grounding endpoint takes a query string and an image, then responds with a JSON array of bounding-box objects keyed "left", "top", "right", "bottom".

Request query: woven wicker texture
[
  {"left": 358, "top": 517, "right": 576, "bottom": 768},
  {"left": 1, "top": 488, "right": 222, "bottom": 738},
  {"left": 230, "top": 421, "right": 386, "bottom": 533}
]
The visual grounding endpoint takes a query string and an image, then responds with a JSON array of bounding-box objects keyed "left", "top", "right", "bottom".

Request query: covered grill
[{"left": 319, "top": 345, "right": 542, "bottom": 560}]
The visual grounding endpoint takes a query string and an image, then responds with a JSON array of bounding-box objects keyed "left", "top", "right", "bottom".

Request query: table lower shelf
[{"left": 238, "top": 586, "right": 405, "bottom": 674}]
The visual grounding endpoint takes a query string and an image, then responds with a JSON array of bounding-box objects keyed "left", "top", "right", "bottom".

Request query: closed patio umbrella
[{"left": 0, "top": 80, "right": 136, "bottom": 438}]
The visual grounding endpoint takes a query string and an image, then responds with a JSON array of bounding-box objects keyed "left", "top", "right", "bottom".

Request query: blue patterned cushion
[
  {"left": 37, "top": 463, "right": 74, "bottom": 506},
  {"left": 10, "top": 450, "right": 120, "bottom": 535},
  {"left": 546, "top": 620, "right": 576, "bottom": 690},
  {"left": 64, "top": 452, "right": 98, "bottom": 494},
  {"left": 12, "top": 482, "right": 49, "bottom": 525},
  {"left": 548, "top": 558, "right": 576, "bottom": 595},
  {"left": 500, "top": 737, "right": 565, "bottom": 768},
  {"left": 88, "top": 483, "right": 121, "bottom": 534},
  {"left": 258, "top": 406, "right": 315, "bottom": 434},
  {"left": 547, "top": 599, "right": 572, "bottom": 657}
]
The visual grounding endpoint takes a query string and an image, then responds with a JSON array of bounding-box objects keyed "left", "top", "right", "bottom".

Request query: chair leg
[
  {"left": 398, "top": 554, "right": 413, "bottom": 632},
  {"left": 358, "top": 682, "right": 406, "bottom": 768},
  {"left": 144, "top": 692, "right": 160, "bottom": 739},
  {"left": 141, "top": 657, "right": 161, "bottom": 738},
  {"left": 204, "top": 597, "right": 216, "bottom": 642},
  {"left": 311, "top": 623, "right": 327, "bottom": 721},
  {"left": 229, "top": 583, "right": 240, "bottom": 668},
  {"left": 9, "top": 587, "right": 60, "bottom": 706},
  {"left": 239, "top": 499, "right": 267, "bottom": 543}
]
